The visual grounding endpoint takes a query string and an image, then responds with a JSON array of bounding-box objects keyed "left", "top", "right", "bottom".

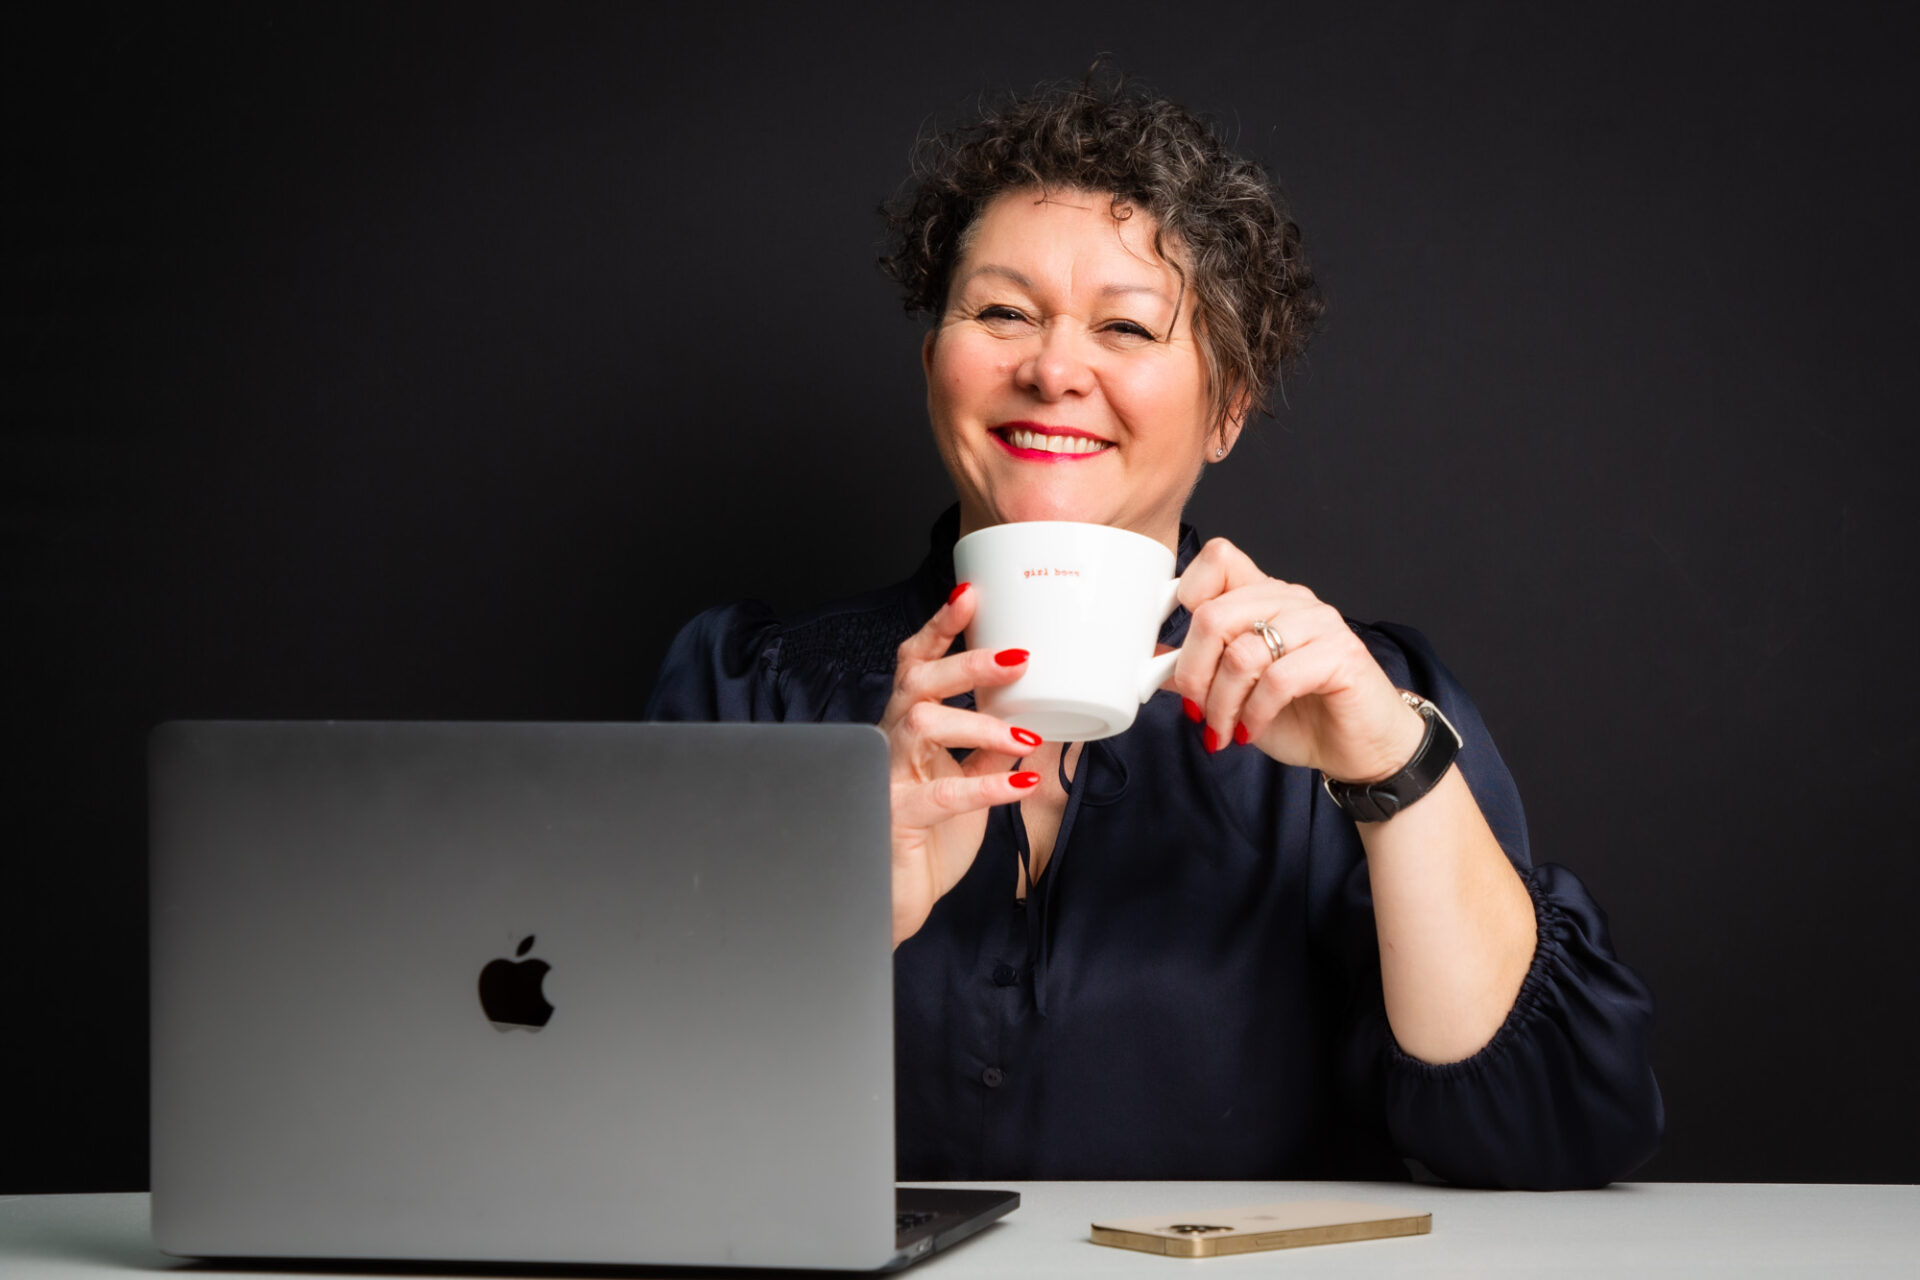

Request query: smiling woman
[
  {"left": 925, "top": 191, "right": 1217, "bottom": 541},
  {"left": 645, "top": 68, "right": 1663, "bottom": 1190}
]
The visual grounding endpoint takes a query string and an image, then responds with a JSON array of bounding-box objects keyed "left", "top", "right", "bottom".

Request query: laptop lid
[{"left": 149, "top": 721, "right": 904, "bottom": 1270}]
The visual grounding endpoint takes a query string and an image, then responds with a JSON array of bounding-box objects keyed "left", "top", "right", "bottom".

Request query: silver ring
[{"left": 1251, "top": 617, "right": 1286, "bottom": 663}]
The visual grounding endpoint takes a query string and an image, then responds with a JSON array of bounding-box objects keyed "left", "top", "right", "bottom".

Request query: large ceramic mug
[{"left": 953, "top": 521, "right": 1184, "bottom": 742}]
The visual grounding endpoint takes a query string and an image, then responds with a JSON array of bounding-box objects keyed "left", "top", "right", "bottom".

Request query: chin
[{"left": 987, "top": 491, "right": 1112, "bottom": 528}]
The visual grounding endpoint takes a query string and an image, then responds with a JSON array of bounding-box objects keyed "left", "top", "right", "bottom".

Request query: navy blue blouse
[{"left": 644, "top": 509, "right": 1663, "bottom": 1189}]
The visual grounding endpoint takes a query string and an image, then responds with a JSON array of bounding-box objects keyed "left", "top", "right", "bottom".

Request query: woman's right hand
[{"left": 883, "top": 582, "right": 1043, "bottom": 947}]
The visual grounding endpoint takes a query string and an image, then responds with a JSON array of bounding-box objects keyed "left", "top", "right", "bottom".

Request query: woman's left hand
[{"left": 1169, "top": 537, "right": 1426, "bottom": 783}]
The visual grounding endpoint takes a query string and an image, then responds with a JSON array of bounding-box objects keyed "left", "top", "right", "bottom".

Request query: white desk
[{"left": 3, "top": 1183, "right": 1917, "bottom": 1277}]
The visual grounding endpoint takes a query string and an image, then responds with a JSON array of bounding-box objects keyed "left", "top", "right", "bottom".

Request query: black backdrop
[{"left": 9, "top": 2, "right": 1918, "bottom": 1192}]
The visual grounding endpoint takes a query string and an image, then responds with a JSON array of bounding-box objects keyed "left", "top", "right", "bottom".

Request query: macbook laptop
[{"left": 149, "top": 721, "right": 1017, "bottom": 1271}]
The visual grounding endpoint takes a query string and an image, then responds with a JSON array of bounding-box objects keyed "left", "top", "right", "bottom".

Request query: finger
[
  {"left": 1199, "top": 629, "right": 1278, "bottom": 751},
  {"left": 886, "top": 641, "right": 1030, "bottom": 722},
  {"left": 893, "top": 702, "right": 1044, "bottom": 764},
  {"left": 1236, "top": 631, "right": 1344, "bottom": 747},
  {"left": 1175, "top": 536, "right": 1274, "bottom": 613},
  {"left": 1171, "top": 581, "right": 1314, "bottom": 709},
  {"left": 894, "top": 767, "right": 1042, "bottom": 830},
  {"left": 1184, "top": 597, "right": 1344, "bottom": 750},
  {"left": 894, "top": 580, "right": 978, "bottom": 670}
]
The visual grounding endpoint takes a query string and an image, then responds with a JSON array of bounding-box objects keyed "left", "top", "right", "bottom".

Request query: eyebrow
[
  {"left": 956, "top": 264, "right": 1175, "bottom": 305},
  {"left": 960, "top": 265, "right": 1034, "bottom": 290}
]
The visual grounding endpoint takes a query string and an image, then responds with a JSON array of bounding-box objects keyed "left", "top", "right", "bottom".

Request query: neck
[{"left": 956, "top": 504, "right": 1182, "bottom": 555}]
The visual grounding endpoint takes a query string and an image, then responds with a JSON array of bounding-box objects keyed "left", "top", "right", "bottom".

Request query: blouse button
[
  {"left": 981, "top": 1066, "right": 1006, "bottom": 1088},
  {"left": 991, "top": 963, "right": 1019, "bottom": 987}
]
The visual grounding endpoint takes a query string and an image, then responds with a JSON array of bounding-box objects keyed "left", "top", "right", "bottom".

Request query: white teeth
[{"left": 1006, "top": 429, "right": 1111, "bottom": 455}]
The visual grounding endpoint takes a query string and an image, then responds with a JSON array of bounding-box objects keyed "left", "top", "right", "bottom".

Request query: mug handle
[{"left": 1136, "top": 576, "right": 1185, "bottom": 704}]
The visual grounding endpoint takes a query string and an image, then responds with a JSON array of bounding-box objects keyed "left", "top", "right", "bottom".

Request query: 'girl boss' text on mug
[{"left": 954, "top": 522, "right": 1184, "bottom": 742}]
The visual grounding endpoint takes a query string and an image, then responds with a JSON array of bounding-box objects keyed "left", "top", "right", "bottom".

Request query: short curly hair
[{"left": 881, "top": 68, "right": 1324, "bottom": 437}]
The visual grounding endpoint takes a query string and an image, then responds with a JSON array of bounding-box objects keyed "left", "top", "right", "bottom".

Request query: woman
[{"left": 647, "top": 74, "right": 1662, "bottom": 1189}]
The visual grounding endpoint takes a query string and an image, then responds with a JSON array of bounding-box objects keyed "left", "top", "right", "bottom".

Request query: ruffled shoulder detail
[
  {"left": 642, "top": 600, "right": 785, "bottom": 721},
  {"left": 776, "top": 588, "right": 927, "bottom": 678},
  {"left": 644, "top": 577, "right": 930, "bottom": 726}
]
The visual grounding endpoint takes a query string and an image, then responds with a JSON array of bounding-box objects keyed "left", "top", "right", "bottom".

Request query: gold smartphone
[{"left": 1091, "top": 1199, "right": 1432, "bottom": 1258}]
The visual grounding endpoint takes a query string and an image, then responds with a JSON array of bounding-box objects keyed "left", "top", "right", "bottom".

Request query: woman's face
[{"left": 923, "top": 188, "right": 1233, "bottom": 551}]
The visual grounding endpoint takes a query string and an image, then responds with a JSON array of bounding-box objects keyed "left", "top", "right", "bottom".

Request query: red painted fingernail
[
  {"left": 1203, "top": 726, "right": 1221, "bottom": 754},
  {"left": 947, "top": 582, "right": 970, "bottom": 605},
  {"left": 1010, "top": 727, "right": 1042, "bottom": 748},
  {"left": 1233, "top": 723, "right": 1250, "bottom": 746},
  {"left": 994, "top": 648, "right": 1030, "bottom": 666},
  {"left": 1182, "top": 697, "right": 1203, "bottom": 723},
  {"left": 1010, "top": 771, "right": 1041, "bottom": 788}
]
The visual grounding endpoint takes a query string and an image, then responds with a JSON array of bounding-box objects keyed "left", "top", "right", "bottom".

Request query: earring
[{"left": 1214, "top": 446, "right": 1227, "bottom": 459}]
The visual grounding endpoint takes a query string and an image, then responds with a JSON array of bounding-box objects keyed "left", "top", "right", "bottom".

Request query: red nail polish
[
  {"left": 994, "top": 648, "right": 1029, "bottom": 667},
  {"left": 1010, "top": 771, "right": 1041, "bottom": 788},
  {"left": 1182, "top": 697, "right": 1203, "bottom": 723},
  {"left": 947, "top": 582, "right": 970, "bottom": 605},
  {"left": 1203, "top": 726, "right": 1220, "bottom": 754},
  {"left": 1010, "top": 727, "right": 1042, "bottom": 748},
  {"left": 1233, "top": 723, "right": 1250, "bottom": 746}
]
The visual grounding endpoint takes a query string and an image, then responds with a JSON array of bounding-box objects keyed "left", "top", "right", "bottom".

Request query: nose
[{"left": 1015, "top": 320, "right": 1095, "bottom": 401}]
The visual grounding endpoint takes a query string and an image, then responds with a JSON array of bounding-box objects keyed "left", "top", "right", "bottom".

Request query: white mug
[{"left": 953, "top": 521, "right": 1184, "bottom": 742}]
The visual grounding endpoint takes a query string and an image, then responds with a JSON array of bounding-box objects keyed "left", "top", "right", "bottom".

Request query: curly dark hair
[{"left": 881, "top": 68, "right": 1325, "bottom": 437}]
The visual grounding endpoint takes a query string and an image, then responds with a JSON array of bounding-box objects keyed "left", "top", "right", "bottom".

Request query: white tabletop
[{"left": 4, "top": 1183, "right": 1918, "bottom": 1278}]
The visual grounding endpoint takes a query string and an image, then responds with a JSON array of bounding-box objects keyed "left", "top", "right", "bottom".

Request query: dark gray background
[{"left": 8, "top": 2, "right": 1917, "bottom": 1191}]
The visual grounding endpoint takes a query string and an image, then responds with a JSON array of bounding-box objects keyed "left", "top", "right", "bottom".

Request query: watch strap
[{"left": 1322, "top": 692, "right": 1463, "bottom": 823}]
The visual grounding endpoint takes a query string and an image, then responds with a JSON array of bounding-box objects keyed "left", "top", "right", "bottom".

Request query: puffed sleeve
[
  {"left": 1331, "top": 623, "right": 1664, "bottom": 1189},
  {"left": 643, "top": 601, "right": 784, "bottom": 722}
]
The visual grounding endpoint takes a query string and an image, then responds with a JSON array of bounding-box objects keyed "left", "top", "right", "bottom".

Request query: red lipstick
[{"left": 990, "top": 421, "right": 1114, "bottom": 462}]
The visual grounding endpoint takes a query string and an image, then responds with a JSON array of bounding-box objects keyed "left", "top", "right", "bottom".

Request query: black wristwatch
[{"left": 1322, "top": 691, "right": 1463, "bottom": 824}]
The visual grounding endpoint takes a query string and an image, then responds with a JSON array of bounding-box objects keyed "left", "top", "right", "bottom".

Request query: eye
[
  {"left": 1103, "top": 319, "right": 1158, "bottom": 341},
  {"left": 975, "top": 305, "right": 1029, "bottom": 324}
]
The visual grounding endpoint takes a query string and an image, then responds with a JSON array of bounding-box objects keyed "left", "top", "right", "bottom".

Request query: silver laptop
[{"left": 149, "top": 721, "right": 1016, "bottom": 1270}]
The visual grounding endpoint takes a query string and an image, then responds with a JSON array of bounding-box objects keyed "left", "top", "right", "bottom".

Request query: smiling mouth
[{"left": 992, "top": 426, "right": 1115, "bottom": 458}]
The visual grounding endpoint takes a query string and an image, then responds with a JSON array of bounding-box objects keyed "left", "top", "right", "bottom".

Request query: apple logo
[{"left": 478, "top": 935, "right": 555, "bottom": 1031}]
